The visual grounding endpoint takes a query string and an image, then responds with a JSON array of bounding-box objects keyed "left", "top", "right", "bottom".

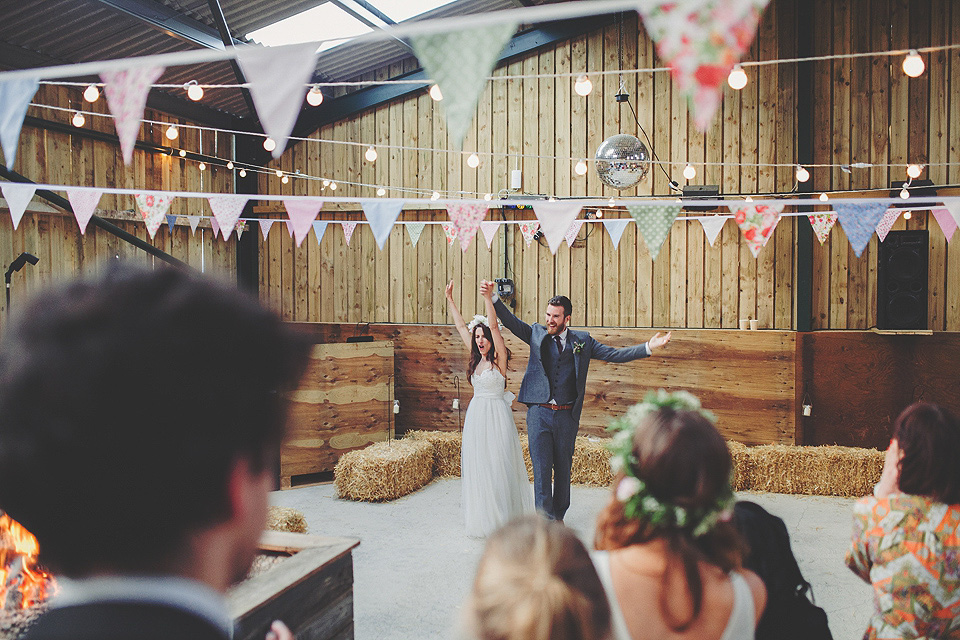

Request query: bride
[{"left": 446, "top": 279, "right": 533, "bottom": 537}]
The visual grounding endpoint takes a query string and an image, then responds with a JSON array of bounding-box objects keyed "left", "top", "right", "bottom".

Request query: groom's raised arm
[
  {"left": 492, "top": 296, "right": 533, "bottom": 344},
  {"left": 589, "top": 331, "right": 671, "bottom": 363}
]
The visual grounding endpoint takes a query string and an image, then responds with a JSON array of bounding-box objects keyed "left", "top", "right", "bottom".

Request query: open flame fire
[{"left": 1, "top": 513, "right": 56, "bottom": 611}]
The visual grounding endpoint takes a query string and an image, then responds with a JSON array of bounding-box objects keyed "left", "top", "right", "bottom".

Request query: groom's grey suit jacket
[{"left": 494, "top": 300, "right": 650, "bottom": 425}]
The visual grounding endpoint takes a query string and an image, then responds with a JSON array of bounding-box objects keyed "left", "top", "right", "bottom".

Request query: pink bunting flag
[
  {"left": 697, "top": 215, "right": 727, "bottom": 247},
  {"left": 532, "top": 202, "right": 583, "bottom": 254},
  {"left": 134, "top": 193, "right": 174, "bottom": 239},
  {"left": 564, "top": 219, "right": 584, "bottom": 247},
  {"left": 480, "top": 221, "right": 501, "bottom": 248},
  {"left": 446, "top": 203, "right": 489, "bottom": 252},
  {"left": 1, "top": 183, "right": 35, "bottom": 230},
  {"left": 66, "top": 189, "right": 102, "bottom": 234},
  {"left": 342, "top": 221, "right": 358, "bottom": 246},
  {"left": 807, "top": 213, "right": 837, "bottom": 245},
  {"left": 283, "top": 199, "right": 324, "bottom": 247},
  {"left": 259, "top": 219, "right": 275, "bottom": 239},
  {"left": 208, "top": 195, "right": 248, "bottom": 239},
  {"left": 100, "top": 66, "right": 164, "bottom": 165},
  {"left": 638, "top": 0, "right": 769, "bottom": 131},
  {"left": 731, "top": 203, "right": 783, "bottom": 257},
  {"left": 441, "top": 223, "right": 458, "bottom": 245},
  {"left": 210, "top": 215, "right": 221, "bottom": 239},
  {"left": 188, "top": 216, "right": 200, "bottom": 235},
  {"left": 875, "top": 208, "right": 900, "bottom": 242},
  {"left": 932, "top": 208, "right": 957, "bottom": 243},
  {"left": 519, "top": 221, "right": 540, "bottom": 248}
]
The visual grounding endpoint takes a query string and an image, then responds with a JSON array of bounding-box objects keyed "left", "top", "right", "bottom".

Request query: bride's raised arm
[
  {"left": 446, "top": 279, "right": 472, "bottom": 349},
  {"left": 480, "top": 280, "right": 508, "bottom": 374}
]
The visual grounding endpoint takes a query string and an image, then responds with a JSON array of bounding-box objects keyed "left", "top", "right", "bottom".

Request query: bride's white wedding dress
[{"left": 461, "top": 366, "right": 533, "bottom": 537}]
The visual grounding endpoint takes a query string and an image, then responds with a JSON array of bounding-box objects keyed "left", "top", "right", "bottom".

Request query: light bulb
[
  {"left": 683, "top": 164, "right": 696, "bottom": 180},
  {"left": 365, "top": 146, "right": 378, "bottom": 162},
  {"left": 596, "top": 208, "right": 604, "bottom": 218},
  {"left": 71, "top": 111, "right": 85, "bottom": 127},
  {"left": 484, "top": 193, "right": 492, "bottom": 201},
  {"left": 902, "top": 50, "right": 925, "bottom": 78},
  {"left": 431, "top": 191, "right": 440, "bottom": 201},
  {"left": 903, "top": 211, "right": 912, "bottom": 219},
  {"left": 574, "top": 75, "right": 593, "bottom": 97},
  {"left": 306, "top": 86, "right": 324, "bottom": 106},
  {"left": 900, "top": 187, "right": 910, "bottom": 199},
  {"left": 608, "top": 197, "right": 615, "bottom": 207},
  {"left": 375, "top": 187, "right": 386, "bottom": 196},
  {"left": 198, "top": 162, "right": 206, "bottom": 171},
  {"left": 745, "top": 195, "right": 753, "bottom": 202},
  {"left": 796, "top": 165, "right": 810, "bottom": 182},
  {"left": 322, "top": 179, "right": 330, "bottom": 187},
  {"left": 575, "top": 159, "right": 588, "bottom": 176},
  {"left": 906, "top": 164, "right": 922, "bottom": 178},
  {"left": 330, "top": 182, "right": 337, "bottom": 190},
  {"left": 178, "top": 149, "right": 187, "bottom": 157},
  {"left": 263, "top": 138, "right": 276, "bottom": 152},
  {"left": 83, "top": 84, "right": 100, "bottom": 102},
  {"left": 186, "top": 82, "right": 204, "bottom": 101},
  {"left": 275, "top": 169, "right": 283, "bottom": 177},
  {"left": 226, "top": 161, "right": 234, "bottom": 170},
  {"left": 239, "top": 169, "right": 247, "bottom": 178},
  {"left": 467, "top": 153, "right": 480, "bottom": 168},
  {"left": 281, "top": 175, "right": 289, "bottom": 184},
  {"left": 819, "top": 192, "right": 829, "bottom": 201},
  {"left": 165, "top": 125, "right": 178, "bottom": 140},
  {"left": 727, "top": 64, "right": 748, "bottom": 90},
  {"left": 429, "top": 84, "right": 443, "bottom": 101}
]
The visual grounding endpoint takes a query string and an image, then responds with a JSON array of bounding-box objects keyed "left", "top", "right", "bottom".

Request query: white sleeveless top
[{"left": 592, "top": 551, "right": 755, "bottom": 640}]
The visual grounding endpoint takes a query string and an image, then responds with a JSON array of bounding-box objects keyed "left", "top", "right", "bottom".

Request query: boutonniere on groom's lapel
[{"left": 572, "top": 340, "right": 584, "bottom": 355}]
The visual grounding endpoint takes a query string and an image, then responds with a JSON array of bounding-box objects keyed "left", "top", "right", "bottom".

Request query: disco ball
[{"left": 595, "top": 134, "right": 650, "bottom": 190}]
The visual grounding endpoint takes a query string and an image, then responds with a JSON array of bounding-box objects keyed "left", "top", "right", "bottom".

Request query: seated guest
[
  {"left": 0, "top": 265, "right": 311, "bottom": 640},
  {"left": 593, "top": 390, "right": 766, "bottom": 640},
  {"left": 846, "top": 402, "right": 960, "bottom": 639},
  {"left": 463, "top": 515, "right": 611, "bottom": 640}
]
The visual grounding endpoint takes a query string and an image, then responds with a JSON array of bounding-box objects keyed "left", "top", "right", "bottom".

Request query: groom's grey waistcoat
[{"left": 542, "top": 339, "right": 578, "bottom": 405}]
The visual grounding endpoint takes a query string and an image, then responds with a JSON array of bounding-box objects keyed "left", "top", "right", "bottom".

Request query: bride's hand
[{"left": 445, "top": 279, "right": 454, "bottom": 301}]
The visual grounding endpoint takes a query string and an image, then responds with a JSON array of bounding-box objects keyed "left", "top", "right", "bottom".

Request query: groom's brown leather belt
[{"left": 538, "top": 403, "right": 573, "bottom": 411}]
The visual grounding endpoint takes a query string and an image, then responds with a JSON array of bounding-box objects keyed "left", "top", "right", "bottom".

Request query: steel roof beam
[
  {"left": 94, "top": 0, "right": 243, "bottom": 49},
  {"left": 206, "top": 0, "right": 259, "bottom": 122}
]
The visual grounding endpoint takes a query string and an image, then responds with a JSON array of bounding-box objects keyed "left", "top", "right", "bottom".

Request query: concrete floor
[{"left": 270, "top": 479, "right": 874, "bottom": 640}]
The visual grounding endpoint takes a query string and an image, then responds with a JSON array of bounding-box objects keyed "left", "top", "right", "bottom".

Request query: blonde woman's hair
[{"left": 464, "top": 516, "right": 610, "bottom": 640}]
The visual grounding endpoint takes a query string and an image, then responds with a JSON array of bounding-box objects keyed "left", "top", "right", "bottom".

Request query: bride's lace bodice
[{"left": 471, "top": 367, "right": 506, "bottom": 398}]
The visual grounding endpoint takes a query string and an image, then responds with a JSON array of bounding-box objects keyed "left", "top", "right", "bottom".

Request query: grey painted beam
[
  {"left": 94, "top": 0, "right": 243, "bottom": 49},
  {"left": 206, "top": 0, "right": 259, "bottom": 122}
]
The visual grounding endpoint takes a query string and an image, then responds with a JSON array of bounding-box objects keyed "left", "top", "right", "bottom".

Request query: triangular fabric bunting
[
  {"left": 134, "top": 193, "right": 174, "bottom": 239},
  {"left": 446, "top": 203, "right": 489, "bottom": 252},
  {"left": 480, "top": 222, "right": 501, "bottom": 248},
  {"left": 406, "top": 222, "right": 426, "bottom": 246},
  {"left": 834, "top": 202, "right": 888, "bottom": 257},
  {"left": 441, "top": 223, "right": 458, "bottom": 245},
  {"left": 66, "top": 188, "right": 102, "bottom": 234},
  {"left": 875, "top": 208, "right": 901, "bottom": 242},
  {"left": 258, "top": 219, "right": 274, "bottom": 239},
  {"left": 946, "top": 200, "right": 960, "bottom": 229},
  {"left": 411, "top": 21, "right": 517, "bottom": 149},
  {"left": 236, "top": 42, "right": 319, "bottom": 159},
  {"left": 697, "top": 215, "right": 727, "bottom": 246},
  {"left": 165, "top": 214, "right": 177, "bottom": 234},
  {"left": 208, "top": 195, "right": 248, "bottom": 240},
  {"left": 565, "top": 219, "right": 584, "bottom": 247},
  {"left": 638, "top": 0, "right": 770, "bottom": 131},
  {"left": 1, "top": 183, "right": 35, "bottom": 230},
  {"left": 518, "top": 221, "right": 540, "bottom": 248},
  {"left": 532, "top": 202, "right": 582, "bottom": 254},
  {"left": 731, "top": 204, "right": 783, "bottom": 257},
  {"left": 313, "top": 220, "right": 328, "bottom": 244},
  {"left": 100, "top": 66, "right": 164, "bottom": 165},
  {"left": 807, "top": 213, "right": 837, "bottom": 245},
  {"left": 627, "top": 204, "right": 681, "bottom": 261},
  {"left": 210, "top": 216, "right": 221, "bottom": 239},
  {"left": 283, "top": 199, "right": 324, "bottom": 247},
  {"left": 235, "top": 219, "right": 245, "bottom": 239},
  {"left": 932, "top": 208, "right": 957, "bottom": 243},
  {"left": 188, "top": 216, "right": 200, "bottom": 235},
  {"left": 0, "top": 77, "right": 39, "bottom": 169},
  {"left": 362, "top": 199, "right": 404, "bottom": 250},
  {"left": 602, "top": 219, "right": 631, "bottom": 250},
  {"left": 285, "top": 219, "right": 294, "bottom": 237},
  {"left": 342, "top": 221, "right": 358, "bottom": 246}
]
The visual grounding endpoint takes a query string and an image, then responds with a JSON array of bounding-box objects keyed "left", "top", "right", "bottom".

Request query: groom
[{"left": 482, "top": 281, "right": 671, "bottom": 522}]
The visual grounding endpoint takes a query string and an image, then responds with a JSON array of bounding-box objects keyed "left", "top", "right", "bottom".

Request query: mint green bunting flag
[
  {"left": 627, "top": 203, "right": 681, "bottom": 261},
  {"left": 412, "top": 21, "right": 517, "bottom": 150}
]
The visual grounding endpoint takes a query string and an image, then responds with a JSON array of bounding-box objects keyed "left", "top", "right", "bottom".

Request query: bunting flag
[
  {"left": 947, "top": 200, "right": 960, "bottom": 229},
  {"left": 411, "top": 21, "right": 517, "bottom": 149},
  {"left": 258, "top": 218, "right": 274, "bottom": 239},
  {"left": 285, "top": 219, "right": 294, "bottom": 237},
  {"left": 565, "top": 219, "right": 584, "bottom": 247},
  {"left": 362, "top": 199, "right": 404, "bottom": 249},
  {"left": 134, "top": 193, "right": 174, "bottom": 239},
  {"left": 165, "top": 214, "right": 177, "bottom": 234},
  {"left": 446, "top": 202, "right": 489, "bottom": 252},
  {"left": 236, "top": 42, "right": 319, "bottom": 159},
  {"left": 283, "top": 199, "right": 324, "bottom": 247},
  {"left": 602, "top": 219, "right": 631, "bottom": 250},
  {"left": 731, "top": 203, "right": 783, "bottom": 257},
  {"left": 406, "top": 221, "right": 426, "bottom": 246},
  {"left": 342, "top": 221, "right": 358, "bottom": 246},
  {"left": 207, "top": 195, "right": 248, "bottom": 239},
  {"left": 637, "top": 0, "right": 769, "bottom": 131},
  {"left": 441, "top": 222, "right": 458, "bottom": 245},
  {"left": 875, "top": 208, "right": 901, "bottom": 242},
  {"left": 931, "top": 208, "right": 957, "bottom": 243},
  {"left": 313, "top": 220, "right": 328, "bottom": 244},
  {"left": 0, "top": 77, "right": 39, "bottom": 169},
  {"left": 480, "top": 221, "right": 501, "bottom": 248},
  {"left": 628, "top": 203, "right": 680, "bottom": 261},
  {"left": 66, "top": 188, "right": 102, "bottom": 234},
  {"left": 210, "top": 215, "right": 221, "bottom": 239},
  {"left": 518, "top": 221, "right": 540, "bottom": 248},
  {"left": 533, "top": 202, "right": 582, "bottom": 254},
  {"left": 235, "top": 219, "right": 245, "bottom": 239},
  {"left": 835, "top": 202, "right": 888, "bottom": 257},
  {"left": 697, "top": 215, "right": 727, "bottom": 246},
  {"left": 100, "top": 66, "right": 165, "bottom": 165},
  {"left": 188, "top": 216, "right": 201, "bottom": 235},
  {"left": 1, "top": 182, "right": 35, "bottom": 230},
  {"left": 807, "top": 213, "right": 837, "bottom": 245}
]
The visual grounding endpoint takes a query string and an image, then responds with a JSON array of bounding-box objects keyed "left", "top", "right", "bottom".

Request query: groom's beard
[{"left": 546, "top": 320, "right": 567, "bottom": 335}]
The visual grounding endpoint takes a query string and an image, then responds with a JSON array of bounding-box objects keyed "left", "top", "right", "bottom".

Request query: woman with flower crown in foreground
[
  {"left": 446, "top": 279, "right": 533, "bottom": 537},
  {"left": 592, "top": 391, "right": 766, "bottom": 640}
]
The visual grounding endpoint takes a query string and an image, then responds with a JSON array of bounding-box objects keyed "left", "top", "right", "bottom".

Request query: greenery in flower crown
[{"left": 606, "top": 389, "right": 734, "bottom": 538}]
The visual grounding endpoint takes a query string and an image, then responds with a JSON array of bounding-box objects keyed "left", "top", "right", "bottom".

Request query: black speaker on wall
[{"left": 877, "top": 230, "right": 928, "bottom": 330}]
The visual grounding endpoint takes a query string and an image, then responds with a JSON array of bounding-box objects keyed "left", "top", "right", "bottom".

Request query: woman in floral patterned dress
[{"left": 846, "top": 402, "right": 960, "bottom": 639}]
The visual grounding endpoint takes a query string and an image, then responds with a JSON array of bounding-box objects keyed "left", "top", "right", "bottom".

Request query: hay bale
[
  {"left": 744, "top": 444, "right": 883, "bottom": 497},
  {"left": 727, "top": 441, "right": 752, "bottom": 491},
  {"left": 266, "top": 506, "right": 307, "bottom": 534},
  {"left": 571, "top": 437, "right": 614, "bottom": 487},
  {"left": 334, "top": 439, "right": 433, "bottom": 502},
  {"left": 405, "top": 430, "right": 462, "bottom": 477}
]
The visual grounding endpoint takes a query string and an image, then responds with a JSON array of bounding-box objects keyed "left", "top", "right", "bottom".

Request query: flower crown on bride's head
[{"left": 467, "top": 314, "right": 503, "bottom": 332}]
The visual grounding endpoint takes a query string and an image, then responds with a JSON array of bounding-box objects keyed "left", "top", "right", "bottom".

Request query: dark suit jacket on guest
[{"left": 21, "top": 602, "right": 229, "bottom": 640}]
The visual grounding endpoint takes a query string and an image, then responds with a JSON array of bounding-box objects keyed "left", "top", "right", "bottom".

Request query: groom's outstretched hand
[{"left": 648, "top": 331, "right": 672, "bottom": 351}]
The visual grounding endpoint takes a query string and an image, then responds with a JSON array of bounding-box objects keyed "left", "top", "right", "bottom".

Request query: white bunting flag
[
  {"left": 236, "top": 43, "right": 319, "bottom": 159},
  {"left": 313, "top": 220, "right": 328, "bottom": 244},
  {"left": 134, "top": 193, "right": 173, "bottom": 239},
  {"left": 945, "top": 199, "right": 960, "bottom": 229},
  {"left": 480, "top": 221, "right": 501, "bottom": 248},
  {"left": 188, "top": 216, "right": 201, "bottom": 235},
  {"left": 66, "top": 188, "right": 102, "bottom": 234},
  {"left": 406, "top": 222, "right": 426, "bottom": 246},
  {"left": 565, "top": 219, "right": 584, "bottom": 247},
  {"left": 362, "top": 199, "right": 404, "bottom": 249},
  {"left": 283, "top": 200, "right": 323, "bottom": 247},
  {"left": 100, "top": 66, "right": 164, "bottom": 165},
  {"left": 875, "top": 208, "right": 901, "bottom": 242},
  {"left": 285, "top": 220, "right": 294, "bottom": 237},
  {"left": 210, "top": 215, "right": 221, "bottom": 239},
  {"left": 602, "top": 219, "right": 631, "bottom": 249},
  {"left": 533, "top": 202, "right": 583, "bottom": 254},
  {"left": 342, "top": 221, "right": 358, "bottom": 246},
  {"left": 1, "top": 183, "right": 35, "bottom": 230},
  {"left": 0, "top": 77, "right": 39, "bottom": 169},
  {"left": 207, "top": 195, "right": 248, "bottom": 239},
  {"left": 258, "top": 219, "right": 274, "bottom": 239},
  {"left": 698, "top": 215, "right": 727, "bottom": 246}
]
